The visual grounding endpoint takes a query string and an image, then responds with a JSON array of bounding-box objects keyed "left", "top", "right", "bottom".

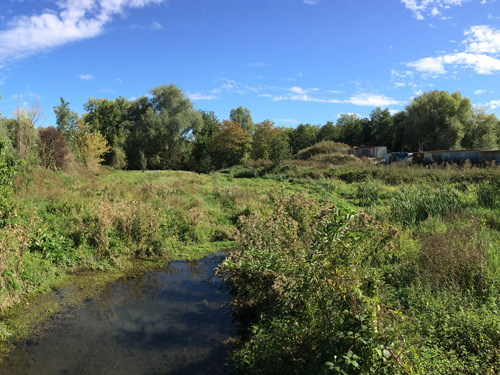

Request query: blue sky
[{"left": 0, "top": 0, "right": 500, "bottom": 128}]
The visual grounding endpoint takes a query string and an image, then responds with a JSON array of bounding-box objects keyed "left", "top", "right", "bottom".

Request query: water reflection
[{"left": 0, "top": 253, "right": 234, "bottom": 375}]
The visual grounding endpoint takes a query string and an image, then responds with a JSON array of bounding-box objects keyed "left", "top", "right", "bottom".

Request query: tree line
[{"left": 0, "top": 85, "right": 499, "bottom": 172}]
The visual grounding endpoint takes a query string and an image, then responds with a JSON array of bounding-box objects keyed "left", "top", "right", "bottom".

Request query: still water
[{"left": 0, "top": 253, "right": 234, "bottom": 375}]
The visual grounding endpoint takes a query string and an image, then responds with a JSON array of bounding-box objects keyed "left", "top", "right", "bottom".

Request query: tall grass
[{"left": 389, "top": 184, "right": 472, "bottom": 226}]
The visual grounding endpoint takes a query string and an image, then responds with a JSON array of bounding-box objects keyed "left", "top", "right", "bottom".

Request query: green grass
[{"left": 3, "top": 162, "right": 500, "bottom": 373}]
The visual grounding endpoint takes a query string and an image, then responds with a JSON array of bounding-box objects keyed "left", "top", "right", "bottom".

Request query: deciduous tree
[
  {"left": 461, "top": 107, "right": 499, "bottom": 149},
  {"left": 251, "top": 120, "right": 279, "bottom": 160},
  {"left": 210, "top": 120, "right": 249, "bottom": 169},
  {"left": 230, "top": 106, "right": 254, "bottom": 138},
  {"left": 404, "top": 90, "right": 471, "bottom": 151},
  {"left": 73, "top": 119, "right": 110, "bottom": 170}
]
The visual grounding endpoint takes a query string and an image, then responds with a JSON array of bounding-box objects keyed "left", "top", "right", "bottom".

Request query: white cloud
[
  {"left": 475, "top": 89, "right": 486, "bottom": 95},
  {"left": 187, "top": 92, "right": 217, "bottom": 100},
  {"left": 151, "top": 21, "right": 164, "bottom": 30},
  {"left": 348, "top": 93, "right": 402, "bottom": 106},
  {"left": 275, "top": 118, "right": 300, "bottom": 124},
  {"left": 402, "top": 0, "right": 468, "bottom": 20},
  {"left": 464, "top": 25, "right": 500, "bottom": 54},
  {"left": 485, "top": 99, "right": 500, "bottom": 109},
  {"left": 408, "top": 52, "right": 500, "bottom": 75},
  {"left": 0, "top": 0, "right": 164, "bottom": 64},
  {"left": 303, "top": 0, "right": 320, "bottom": 4},
  {"left": 272, "top": 90, "right": 401, "bottom": 107},
  {"left": 79, "top": 73, "right": 94, "bottom": 81}
]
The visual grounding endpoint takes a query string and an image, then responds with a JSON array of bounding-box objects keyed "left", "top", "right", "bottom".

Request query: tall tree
[
  {"left": 404, "top": 90, "right": 471, "bottom": 151},
  {"left": 251, "top": 120, "right": 279, "bottom": 160},
  {"left": 84, "top": 97, "right": 129, "bottom": 168},
  {"left": 190, "top": 110, "right": 220, "bottom": 173},
  {"left": 125, "top": 84, "right": 203, "bottom": 170},
  {"left": 461, "top": 107, "right": 499, "bottom": 149},
  {"left": 316, "top": 121, "right": 340, "bottom": 143},
  {"left": 209, "top": 120, "right": 249, "bottom": 169},
  {"left": 336, "top": 114, "right": 363, "bottom": 147},
  {"left": 230, "top": 106, "right": 254, "bottom": 138},
  {"left": 370, "top": 107, "right": 395, "bottom": 149},
  {"left": 54, "top": 97, "right": 80, "bottom": 144},
  {"left": 270, "top": 128, "right": 292, "bottom": 165},
  {"left": 289, "top": 124, "right": 319, "bottom": 155}
]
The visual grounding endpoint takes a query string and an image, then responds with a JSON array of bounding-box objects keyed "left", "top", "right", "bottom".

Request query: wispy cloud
[
  {"left": 475, "top": 89, "right": 487, "bottom": 95},
  {"left": 464, "top": 25, "right": 500, "bottom": 54},
  {"left": 79, "top": 73, "right": 95, "bottom": 81},
  {"left": 485, "top": 99, "right": 500, "bottom": 109},
  {"left": 348, "top": 93, "right": 402, "bottom": 106},
  {"left": 0, "top": 0, "right": 165, "bottom": 64},
  {"left": 275, "top": 118, "right": 300, "bottom": 124},
  {"left": 273, "top": 89, "right": 401, "bottom": 107},
  {"left": 188, "top": 92, "right": 217, "bottom": 100},
  {"left": 303, "top": 0, "right": 320, "bottom": 4},
  {"left": 151, "top": 21, "right": 164, "bottom": 30},
  {"left": 402, "top": 0, "right": 469, "bottom": 20},
  {"left": 407, "top": 25, "right": 500, "bottom": 75}
]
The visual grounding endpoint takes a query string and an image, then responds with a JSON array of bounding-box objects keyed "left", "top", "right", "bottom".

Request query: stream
[{"left": 0, "top": 253, "right": 234, "bottom": 375}]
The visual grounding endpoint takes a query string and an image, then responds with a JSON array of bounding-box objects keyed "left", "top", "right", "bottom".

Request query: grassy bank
[
  {"left": 1, "top": 162, "right": 500, "bottom": 374},
  {"left": 217, "top": 162, "right": 500, "bottom": 374}
]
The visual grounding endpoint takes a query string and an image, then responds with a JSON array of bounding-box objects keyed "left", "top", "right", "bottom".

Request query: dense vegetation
[
  {"left": 1, "top": 85, "right": 500, "bottom": 373},
  {"left": 1, "top": 86, "right": 500, "bottom": 175}
]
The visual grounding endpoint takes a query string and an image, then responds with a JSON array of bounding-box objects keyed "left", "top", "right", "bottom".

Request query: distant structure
[
  {"left": 353, "top": 146, "right": 387, "bottom": 159},
  {"left": 383, "top": 148, "right": 500, "bottom": 165}
]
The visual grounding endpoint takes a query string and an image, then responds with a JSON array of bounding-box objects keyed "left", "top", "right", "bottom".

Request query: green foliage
[
  {"left": 404, "top": 90, "right": 471, "bottom": 151},
  {"left": 356, "top": 181, "right": 381, "bottom": 207},
  {"left": 289, "top": 124, "right": 319, "bottom": 155},
  {"left": 230, "top": 106, "right": 254, "bottom": 138},
  {"left": 125, "top": 85, "right": 203, "bottom": 170},
  {"left": 218, "top": 205, "right": 400, "bottom": 374},
  {"left": 210, "top": 120, "right": 249, "bottom": 169},
  {"left": 53, "top": 97, "right": 80, "bottom": 144},
  {"left": 389, "top": 184, "right": 471, "bottom": 226},
  {"left": 0, "top": 139, "right": 14, "bottom": 216},
  {"left": 269, "top": 130, "right": 292, "bottom": 165}
]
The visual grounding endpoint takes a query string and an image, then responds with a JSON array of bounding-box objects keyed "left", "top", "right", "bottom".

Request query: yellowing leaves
[{"left": 73, "top": 119, "right": 110, "bottom": 169}]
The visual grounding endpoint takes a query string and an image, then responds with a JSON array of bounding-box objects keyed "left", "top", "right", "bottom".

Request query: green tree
[
  {"left": 289, "top": 124, "right": 319, "bottom": 155},
  {"left": 404, "top": 90, "right": 471, "bottom": 151},
  {"left": 370, "top": 107, "right": 395, "bottom": 149},
  {"left": 270, "top": 128, "right": 292, "bottom": 165},
  {"left": 125, "top": 85, "right": 202, "bottom": 170},
  {"left": 251, "top": 120, "right": 279, "bottom": 160},
  {"left": 461, "top": 107, "right": 498, "bottom": 149},
  {"left": 54, "top": 97, "right": 80, "bottom": 144},
  {"left": 230, "top": 106, "right": 254, "bottom": 138},
  {"left": 337, "top": 114, "right": 364, "bottom": 147},
  {"left": 190, "top": 110, "right": 220, "bottom": 173},
  {"left": 316, "top": 121, "right": 340, "bottom": 143},
  {"left": 210, "top": 120, "right": 249, "bottom": 169},
  {"left": 84, "top": 97, "right": 130, "bottom": 169}
]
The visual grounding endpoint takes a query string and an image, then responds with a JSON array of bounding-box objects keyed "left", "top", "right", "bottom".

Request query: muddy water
[{"left": 0, "top": 254, "right": 234, "bottom": 375}]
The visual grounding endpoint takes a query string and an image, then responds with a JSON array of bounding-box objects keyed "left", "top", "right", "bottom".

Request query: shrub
[{"left": 38, "top": 127, "right": 70, "bottom": 171}]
